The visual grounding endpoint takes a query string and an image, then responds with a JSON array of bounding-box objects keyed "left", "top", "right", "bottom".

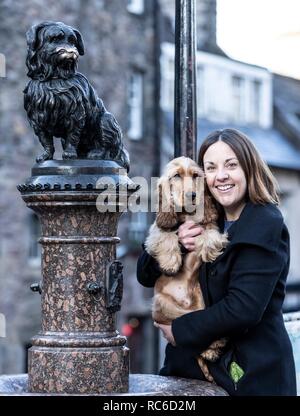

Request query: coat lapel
[{"left": 223, "top": 202, "right": 283, "bottom": 251}]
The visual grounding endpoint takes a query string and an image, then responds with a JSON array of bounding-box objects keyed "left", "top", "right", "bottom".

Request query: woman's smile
[{"left": 215, "top": 184, "right": 235, "bottom": 193}]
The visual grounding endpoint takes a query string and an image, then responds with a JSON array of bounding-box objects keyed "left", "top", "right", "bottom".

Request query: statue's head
[{"left": 25, "top": 21, "right": 85, "bottom": 81}]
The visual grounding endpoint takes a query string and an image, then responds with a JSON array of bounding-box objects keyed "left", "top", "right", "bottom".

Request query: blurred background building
[{"left": 0, "top": 0, "right": 300, "bottom": 375}]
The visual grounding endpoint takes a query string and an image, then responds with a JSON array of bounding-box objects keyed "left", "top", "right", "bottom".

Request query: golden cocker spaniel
[{"left": 145, "top": 156, "right": 228, "bottom": 382}]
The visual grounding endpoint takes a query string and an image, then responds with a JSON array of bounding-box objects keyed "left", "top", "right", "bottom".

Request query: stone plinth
[
  {"left": 17, "top": 160, "right": 137, "bottom": 394},
  {"left": 0, "top": 374, "right": 228, "bottom": 396}
]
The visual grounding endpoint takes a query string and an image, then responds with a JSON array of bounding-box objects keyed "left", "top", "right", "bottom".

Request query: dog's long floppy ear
[
  {"left": 26, "top": 21, "right": 53, "bottom": 77},
  {"left": 156, "top": 177, "right": 178, "bottom": 230},
  {"left": 202, "top": 192, "right": 218, "bottom": 225},
  {"left": 73, "top": 29, "right": 85, "bottom": 56},
  {"left": 26, "top": 21, "right": 53, "bottom": 52}
]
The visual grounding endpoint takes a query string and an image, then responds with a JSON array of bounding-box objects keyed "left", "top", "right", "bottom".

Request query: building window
[
  {"left": 0, "top": 313, "right": 5, "bottom": 338},
  {"left": 0, "top": 53, "right": 5, "bottom": 77},
  {"left": 127, "top": 0, "right": 144, "bottom": 15},
  {"left": 161, "top": 54, "right": 174, "bottom": 112},
  {"left": 197, "top": 65, "right": 205, "bottom": 116},
  {"left": 127, "top": 71, "right": 143, "bottom": 140},
  {"left": 28, "top": 214, "right": 41, "bottom": 265},
  {"left": 249, "top": 79, "right": 262, "bottom": 125},
  {"left": 232, "top": 75, "right": 245, "bottom": 123}
]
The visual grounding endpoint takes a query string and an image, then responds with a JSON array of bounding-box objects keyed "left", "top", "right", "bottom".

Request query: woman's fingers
[
  {"left": 178, "top": 220, "right": 198, "bottom": 231},
  {"left": 183, "top": 227, "right": 203, "bottom": 238},
  {"left": 180, "top": 237, "right": 196, "bottom": 248},
  {"left": 178, "top": 222, "right": 203, "bottom": 235},
  {"left": 181, "top": 238, "right": 196, "bottom": 251},
  {"left": 178, "top": 230, "right": 201, "bottom": 241},
  {"left": 177, "top": 221, "right": 204, "bottom": 251},
  {"left": 178, "top": 223, "right": 203, "bottom": 241},
  {"left": 153, "top": 322, "right": 176, "bottom": 346}
]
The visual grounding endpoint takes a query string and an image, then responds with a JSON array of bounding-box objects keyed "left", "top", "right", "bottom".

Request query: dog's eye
[
  {"left": 49, "top": 33, "right": 64, "bottom": 43},
  {"left": 68, "top": 36, "right": 77, "bottom": 45},
  {"left": 192, "top": 173, "right": 200, "bottom": 178},
  {"left": 49, "top": 36, "right": 59, "bottom": 43},
  {"left": 172, "top": 174, "right": 181, "bottom": 179}
]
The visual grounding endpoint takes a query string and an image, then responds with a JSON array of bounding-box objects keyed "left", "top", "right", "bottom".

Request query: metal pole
[{"left": 174, "top": 0, "right": 197, "bottom": 160}]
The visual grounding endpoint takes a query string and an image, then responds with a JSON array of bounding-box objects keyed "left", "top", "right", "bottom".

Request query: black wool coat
[{"left": 137, "top": 202, "right": 297, "bottom": 396}]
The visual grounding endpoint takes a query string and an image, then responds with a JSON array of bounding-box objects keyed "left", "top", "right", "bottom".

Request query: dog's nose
[{"left": 186, "top": 192, "right": 196, "bottom": 200}]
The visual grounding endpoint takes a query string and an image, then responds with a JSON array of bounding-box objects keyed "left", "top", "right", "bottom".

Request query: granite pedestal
[{"left": 17, "top": 160, "right": 136, "bottom": 394}]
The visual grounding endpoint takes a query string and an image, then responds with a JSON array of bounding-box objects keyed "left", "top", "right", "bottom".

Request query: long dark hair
[{"left": 198, "top": 128, "right": 279, "bottom": 205}]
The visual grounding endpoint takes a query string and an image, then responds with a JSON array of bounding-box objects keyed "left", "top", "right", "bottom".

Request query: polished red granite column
[{"left": 18, "top": 160, "right": 137, "bottom": 394}]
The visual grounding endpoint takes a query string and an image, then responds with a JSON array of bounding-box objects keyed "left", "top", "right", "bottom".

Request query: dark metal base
[{"left": 18, "top": 159, "right": 138, "bottom": 192}]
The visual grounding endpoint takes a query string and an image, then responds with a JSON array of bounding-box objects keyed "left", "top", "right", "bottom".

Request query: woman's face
[{"left": 203, "top": 141, "right": 247, "bottom": 220}]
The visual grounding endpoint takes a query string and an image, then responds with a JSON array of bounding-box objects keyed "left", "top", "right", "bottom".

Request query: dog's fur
[
  {"left": 24, "top": 21, "right": 129, "bottom": 170},
  {"left": 145, "top": 157, "right": 228, "bottom": 382}
]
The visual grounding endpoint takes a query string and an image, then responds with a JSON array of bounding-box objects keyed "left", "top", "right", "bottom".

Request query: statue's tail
[{"left": 101, "top": 110, "right": 130, "bottom": 172}]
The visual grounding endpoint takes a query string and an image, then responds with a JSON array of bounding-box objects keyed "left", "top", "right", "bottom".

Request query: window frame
[{"left": 127, "top": 70, "right": 144, "bottom": 141}]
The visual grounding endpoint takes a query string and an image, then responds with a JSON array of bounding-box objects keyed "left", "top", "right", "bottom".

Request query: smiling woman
[
  {"left": 199, "top": 128, "right": 279, "bottom": 220},
  {"left": 137, "top": 128, "right": 297, "bottom": 396}
]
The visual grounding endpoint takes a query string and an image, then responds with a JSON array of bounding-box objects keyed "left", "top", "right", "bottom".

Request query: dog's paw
[
  {"left": 201, "top": 348, "right": 220, "bottom": 362},
  {"left": 87, "top": 149, "right": 106, "bottom": 159},
  {"left": 198, "top": 231, "right": 228, "bottom": 263},
  {"left": 158, "top": 251, "right": 182, "bottom": 275},
  {"left": 36, "top": 150, "right": 53, "bottom": 163},
  {"left": 197, "top": 357, "right": 215, "bottom": 382},
  {"left": 212, "top": 337, "right": 227, "bottom": 349},
  {"left": 202, "top": 247, "right": 222, "bottom": 262},
  {"left": 63, "top": 148, "right": 77, "bottom": 159},
  {"left": 201, "top": 338, "right": 227, "bottom": 361},
  {"left": 217, "top": 233, "right": 229, "bottom": 250}
]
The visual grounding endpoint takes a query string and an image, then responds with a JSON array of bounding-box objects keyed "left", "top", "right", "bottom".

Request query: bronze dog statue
[{"left": 24, "top": 21, "right": 129, "bottom": 170}]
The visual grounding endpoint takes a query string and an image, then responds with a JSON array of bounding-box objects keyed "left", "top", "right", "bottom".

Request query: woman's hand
[
  {"left": 154, "top": 322, "right": 176, "bottom": 346},
  {"left": 178, "top": 221, "right": 204, "bottom": 252}
]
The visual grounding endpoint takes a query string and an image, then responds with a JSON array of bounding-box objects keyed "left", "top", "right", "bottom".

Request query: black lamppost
[{"left": 174, "top": 0, "right": 197, "bottom": 160}]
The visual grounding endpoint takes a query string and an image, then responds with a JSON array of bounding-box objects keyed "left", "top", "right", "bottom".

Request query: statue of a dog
[{"left": 24, "top": 21, "right": 129, "bottom": 170}]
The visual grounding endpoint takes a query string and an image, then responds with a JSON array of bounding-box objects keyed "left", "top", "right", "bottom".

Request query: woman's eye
[
  {"left": 205, "top": 166, "right": 215, "bottom": 172},
  {"left": 227, "top": 163, "right": 238, "bottom": 169}
]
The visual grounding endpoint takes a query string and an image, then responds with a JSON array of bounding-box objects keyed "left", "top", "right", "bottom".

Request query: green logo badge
[{"left": 229, "top": 361, "right": 244, "bottom": 384}]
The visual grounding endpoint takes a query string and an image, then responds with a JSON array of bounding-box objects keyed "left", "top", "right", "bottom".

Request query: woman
[{"left": 137, "top": 128, "right": 297, "bottom": 396}]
